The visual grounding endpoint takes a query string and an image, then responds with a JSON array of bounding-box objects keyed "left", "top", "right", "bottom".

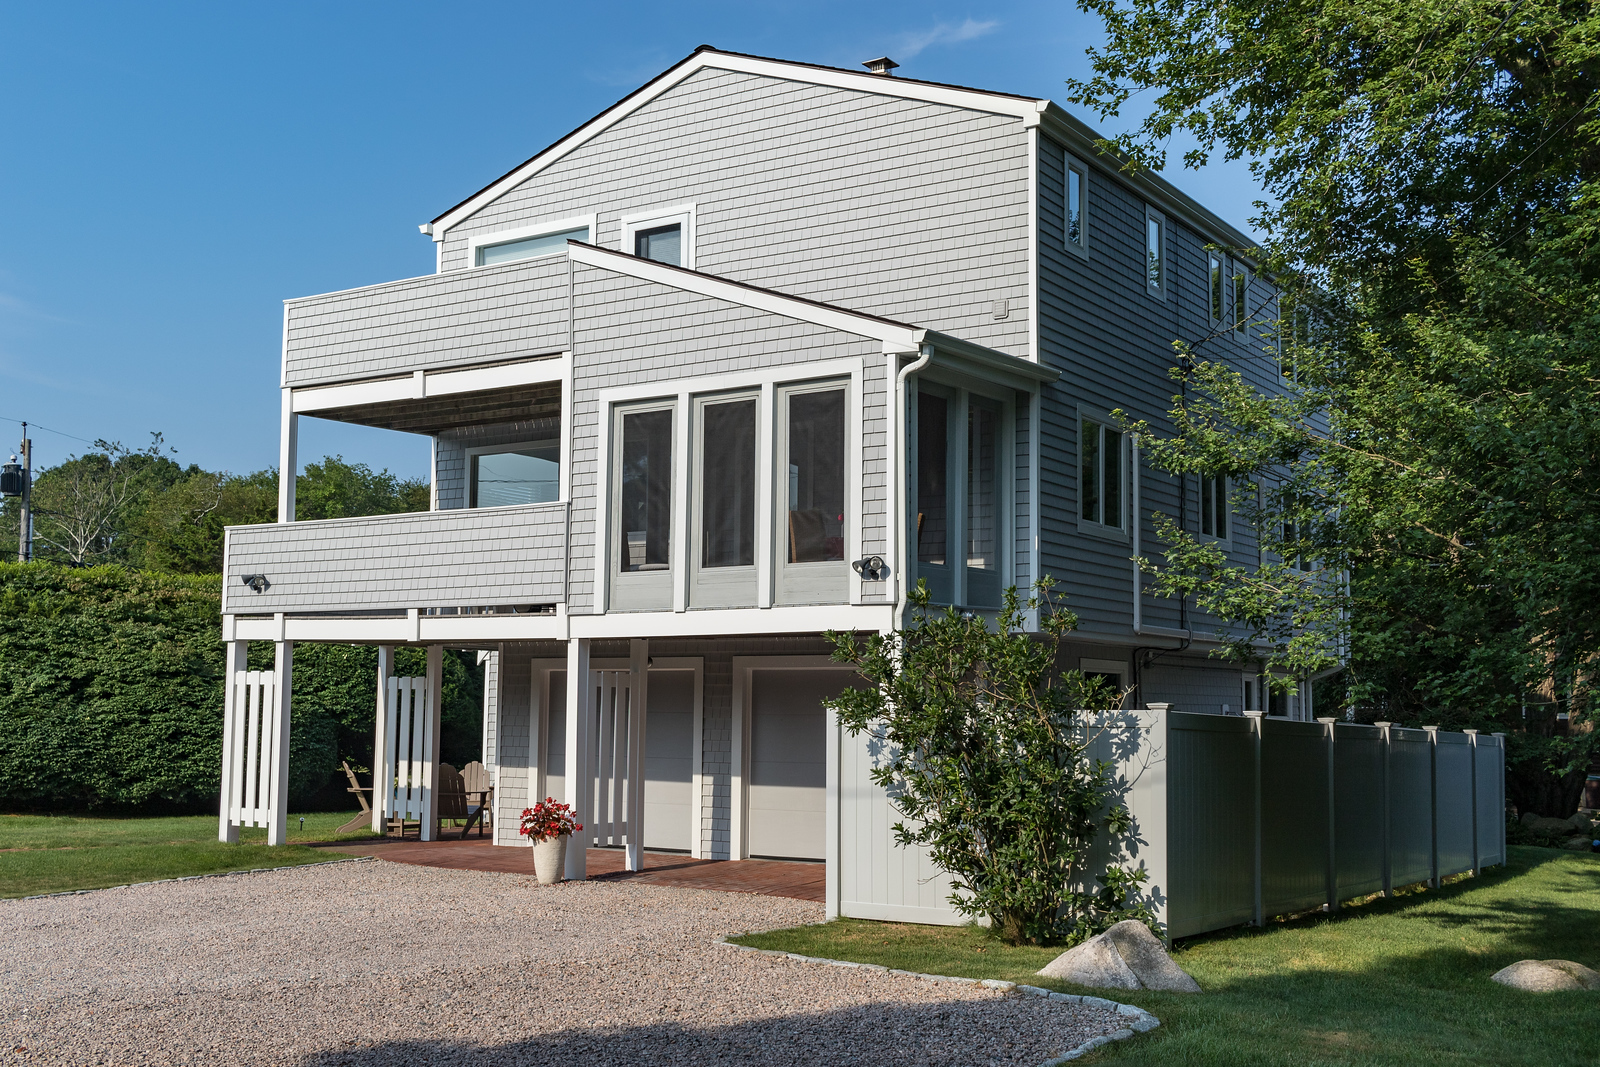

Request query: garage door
[
  {"left": 542, "top": 669, "right": 695, "bottom": 852},
  {"left": 747, "top": 668, "right": 856, "bottom": 861}
]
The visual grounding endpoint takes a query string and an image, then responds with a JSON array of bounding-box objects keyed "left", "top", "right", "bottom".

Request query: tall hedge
[{"left": 0, "top": 563, "right": 481, "bottom": 812}]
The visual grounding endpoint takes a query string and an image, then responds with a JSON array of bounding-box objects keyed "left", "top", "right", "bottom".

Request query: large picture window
[
  {"left": 469, "top": 442, "right": 559, "bottom": 507},
  {"left": 1080, "top": 416, "right": 1124, "bottom": 530},
  {"left": 475, "top": 224, "right": 589, "bottom": 267}
]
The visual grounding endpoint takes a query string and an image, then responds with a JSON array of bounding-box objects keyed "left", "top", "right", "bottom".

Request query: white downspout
[
  {"left": 1131, "top": 434, "right": 1142, "bottom": 633},
  {"left": 892, "top": 343, "right": 934, "bottom": 629}
]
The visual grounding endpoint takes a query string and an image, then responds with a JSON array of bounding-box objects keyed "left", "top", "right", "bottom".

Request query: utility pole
[{"left": 17, "top": 424, "right": 30, "bottom": 563}]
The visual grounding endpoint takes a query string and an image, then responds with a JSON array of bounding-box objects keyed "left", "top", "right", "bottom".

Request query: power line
[{"left": 0, "top": 415, "right": 97, "bottom": 447}]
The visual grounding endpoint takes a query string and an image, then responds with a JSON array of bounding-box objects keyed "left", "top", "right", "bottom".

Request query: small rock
[
  {"left": 1520, "top": 811, "right": 1539, "bottom": 826},
  {"left": 1568, "top": 812, "right": 1595, "bottom": 833},
  {"left": 1037, "top": 920, "right": 1201, "bottom": 993},
  {"left": 1529, "top": 816, "right": 1575, "bottom": 833},
  {"left": 1563, "top": 836, "right": 1594, "bottom": 851},
  {"left": 1491, "top": 960, "right": 1600, "bottom": 992}
]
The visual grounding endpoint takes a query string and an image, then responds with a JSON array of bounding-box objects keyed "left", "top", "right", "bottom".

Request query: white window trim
[
  {"left": 466, "top": 213, "right": 596, "bottom": 269},
  {"left": 1063, "top": 150, "right": 1090, "bottom": 258},
  {"left": 592, "top": 358, "right": 867, "bottom": 615},
  {"left": 1208, "top": 252, "right": 1225, "bottom": 326},
  {"left": 1198, "top": 473, "right": 1232, "bottom": 546},
  {"left": 1080, "top": 658, "right": 1129, "bottom": 696},
  {"left": 1075, "top": 407, "right": 1131, "bottom": 541},
  {"left": 463, "top": 439, "right": 562, "bottom": 509},
  {"left": 619, "top": 203, "right": 696, "bottom": 270},
  {"left": 1145, "top": 207, "right": 1168, "bottom": 300}
]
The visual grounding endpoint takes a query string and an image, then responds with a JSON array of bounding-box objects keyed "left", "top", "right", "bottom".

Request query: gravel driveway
[{"left": 1, "top": 858, "right": 1126, "bottom": 1066}]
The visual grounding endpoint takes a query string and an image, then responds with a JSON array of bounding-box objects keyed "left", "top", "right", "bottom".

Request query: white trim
[
  {"left": 1063, "top": 148, "right": 1091, "bottom": 259},
  {"left": 569, "top": 243, "right": 926, "bottom": 350},
  {"left": 291, "top": 355, "right": 569, "bottom": 414},
  {"left": 730, "top": 654, "right": 850, "bottom": 862},
  {"left": 1145, "top": 206, "right": 1169, "bottom": 301},
  {"left": 1027, "top": 124, "right": 1039, "bottom": 362},
  {"left": 1080, "top": 657, "right": 1129, "bottom": 687},
  {"left": 839, "top": 900, "right": 969, "bottom": 926},
  {"left": 595, "top": 357, "right": 865, "bottom": 408},
  {"left": 228, "top": 613, "right": 567, "bottom": 644},
  {"left": 571, "top": 603, "right": 896, "bottom": 640},
  {"left": 428, "top": 52, "right": 1042, "bottom": 237},
  {"left": 278, "top": 392, "right": 297, "bottom": 524},
  {"left": 619, "top": 202, "right": 696, "bottom": 270},
  {"left": 465, "top": 213, "right": 596, "bottom": 269}
]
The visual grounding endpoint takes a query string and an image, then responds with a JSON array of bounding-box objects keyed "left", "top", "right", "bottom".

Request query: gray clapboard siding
[
  {"left": 563, "top": 262, "right": 886, "bottom": 613},
  {"left": 283, "top": 256, "right": 569, "bottom": 388},
  {"left": 440, "top": 67, "right": 1030, "bottom": 357},
  {"left": 222, "top": 503, "right": 567, "bottom": 613}
]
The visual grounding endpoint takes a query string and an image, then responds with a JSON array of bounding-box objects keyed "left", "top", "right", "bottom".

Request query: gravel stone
[{"left": 0, "top": 859, "right": 1129, "bottom": 1065}]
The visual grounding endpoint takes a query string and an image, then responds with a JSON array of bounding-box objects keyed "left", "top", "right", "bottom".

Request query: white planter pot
[{"left": 532, "top": 834, "right": 569, "bottom": 884}]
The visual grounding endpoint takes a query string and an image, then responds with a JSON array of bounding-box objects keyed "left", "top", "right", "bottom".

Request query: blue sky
[{"left": 0, "top": 2, "right": 1262, "bottom": 481}]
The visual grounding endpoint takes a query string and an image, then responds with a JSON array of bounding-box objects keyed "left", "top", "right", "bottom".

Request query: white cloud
[{"left": 893, "top": 18, "right": 999, "bottom": 60}]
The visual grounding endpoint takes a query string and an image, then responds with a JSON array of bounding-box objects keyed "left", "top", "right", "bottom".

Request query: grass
[
  {"left": 731, "top": 846, "right": 1600, "bottom": 1067},
  {"left": 0, "top": 811, "right": 379, "bottom": 899}
]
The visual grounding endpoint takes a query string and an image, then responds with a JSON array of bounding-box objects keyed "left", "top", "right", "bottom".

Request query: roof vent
[{"left": 863, "top": 57, "right": 899, "bottom": 76}]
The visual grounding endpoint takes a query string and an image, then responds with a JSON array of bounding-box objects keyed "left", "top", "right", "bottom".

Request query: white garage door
[
  {"left": 542, "top": 669, "right": 695, "bottom": 852},
  {"left": 747, "top": 669, "right": 856, "bottom": 861}
]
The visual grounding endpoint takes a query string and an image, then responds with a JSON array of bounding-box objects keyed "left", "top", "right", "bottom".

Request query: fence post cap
[
  {"left": 1242, "top": 710, "right": 1265, "bottom": 719},
  {"left": 1421, "top": 724, "right": 1440, "bottom": 732},
  {"left": 1373, "top": 721, "right": 1393, "bottom": 728},
  {"left": 1463, "top": 728, "right": 1479, "bottom": 736},
  {"left": 1491, "top": 732, "right": 1507, "bottom": 737},
  {"left": 1316, "top": 716, "right": 1337, "bottom": 724},
  {"left": 1146, "top": 703, "right": 1172, "bottom": 712}
]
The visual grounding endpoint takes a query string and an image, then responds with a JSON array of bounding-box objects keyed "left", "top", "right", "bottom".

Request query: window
[
  {"left": 1199, "top": 474, "right": 1228, "bottom": 539},
  {"left": 777, "top": 382, "right": 848, "bottom": 605},
  {"left": 611, "top": 402, "right": 675, "bottom": 611},
  {"left": 1081, "top": 659, "right": 1128, "bottom": 707},
  {"left": 916, "top": 392, "right": 948, "bottom": 574},
  {"left": 966, "top": 398, "right": 1002, "bottom": 607},
  {"left": 915, "top": 386, "right": 1008, "bottom": 607},
  {"left": 1233, "top": 266, "right": 1249, "bottom": 331},
  {"left": 468, "top": 443, "right": 559, "bottom": 507},
  {"left": 1080, "top": 416, "right": 1124, "bottom": 529},
  {"left": 1065, "top": 155, "right": 1088, "bottom": 252},
  {"left": 635, "top": 224, "right": 682, "bottom": 266},
  {"left": 1209, "top": 254, "right": 1225, "bottom": 324},
  {"left": 1243, "top": 677, "right": 1257, "bottom": 712},
  {"left": 1146, "top": 210, "right": 1166, "bottom": 296},
  {"left": 690, "top": 393, "right": 757, "bottom": 608},
  {"left": 474, "top": 224, "right": 590, "bottom": 267},
  {"left": 621, "top": 204, "right": 696, "bottom": 270}
]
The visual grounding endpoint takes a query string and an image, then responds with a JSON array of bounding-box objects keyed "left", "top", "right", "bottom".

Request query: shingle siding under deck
[{"left": 440, "top": 66, "right": 1031, "bottom": 357}]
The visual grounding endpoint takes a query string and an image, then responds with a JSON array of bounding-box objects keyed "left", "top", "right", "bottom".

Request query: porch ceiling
[{"left": 306, "top": 380, "right": 561, "bottom": 434}]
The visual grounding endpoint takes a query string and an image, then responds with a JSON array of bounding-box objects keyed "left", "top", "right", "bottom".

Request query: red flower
[{"left": 519, "top": 798, "right": 583, "bottom": 842}]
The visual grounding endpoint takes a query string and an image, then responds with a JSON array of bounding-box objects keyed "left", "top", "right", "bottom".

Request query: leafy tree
[
  {"left": 827, "top": 581, "right": 1155, "bottom": 945},
  {"left": 295, "top": 456, "right": 429, "bottom": 522},
  {"left": 134, "top": 469, "right": 277, "bottom": 575},
  {"left": 1069, "top": 0, "right": 1600, "bottom": 812},
  {"left": 27, "top": 435, "right": 186, "bottom": 565}
]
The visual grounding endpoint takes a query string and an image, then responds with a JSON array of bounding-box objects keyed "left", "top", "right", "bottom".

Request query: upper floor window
[
  {"left": 1145, "top": 210, "right": 1167, "bottom": 297},
  {"left": 1233, "top": 266, "right": 1250, "bottom": 331},
  {"left": 1065, "top": 154, "right": 1088, "bottom": 252},
  {"left": 1080, "top": 416, "right": 1124, "bottom": 530},
  {"left": 1199, "top": 474, "right": 1228, "bottom": 539},
  {"left": 1209, "top": 254, "right": 1225, "bottom": 324},
  {"left": 469, "top": 442, "right": 559, "bottom": 507},
  {"left": 621, "top": 204, "right": 696, "bottom": 270},
  {"left": 473, "top": 221, "right": 591, "bottom": 267}
]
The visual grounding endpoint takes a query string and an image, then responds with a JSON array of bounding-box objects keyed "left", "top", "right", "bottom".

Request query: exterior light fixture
[
  {"left": 851, "top": 556, "right": 887, "bottom": 581},
  {"left": 241, "top": 574, "right": 270, "bottom": 593}
]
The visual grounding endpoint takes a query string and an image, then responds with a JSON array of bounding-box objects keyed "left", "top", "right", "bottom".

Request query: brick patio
[{"left": 320, "top": 839, "right": 825, "bottom": 902}]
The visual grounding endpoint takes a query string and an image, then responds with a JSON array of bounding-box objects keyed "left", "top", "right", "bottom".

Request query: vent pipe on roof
[{"left": 863, "top": 57, "right": 899, "bottom": 76}]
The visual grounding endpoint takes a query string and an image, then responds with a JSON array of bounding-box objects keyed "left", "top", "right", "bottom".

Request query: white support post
[
  {"left": 266, "top": 641, "right": 294, "bottom": 845},
  {"left": 218, "top": 640, "right": 248, "bottom": 843},
  {"left": 1319, "top": 716, "right": 1338, "bottom": 912},
  {"left": 564, "top": 637, "right": 592, "bottom": 880},
  {"left": 278, "top": 390, "right": 298, "bottom": 524},
  {"left": 1465, "top": 728, "right": 1481, "bottom": 875},
  {"left": 1244, "top": 710, "right": 1264, "bottom": 925},
  {"left": 372, "top": 645, "right": 394, "bottom": 834},
  {"left": 420, "top": 645, "right": 443, "bottom": 841},
  {"left": 625, "top": 638, "right": 649, "bottom": 871}
]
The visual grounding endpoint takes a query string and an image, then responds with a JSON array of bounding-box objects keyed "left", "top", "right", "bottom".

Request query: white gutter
[{"left": 892, "top": 343, "right": 934, "bottom": 629}]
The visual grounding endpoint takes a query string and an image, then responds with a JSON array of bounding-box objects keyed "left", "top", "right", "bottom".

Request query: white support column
[
  {"left": 266, "top": 641, "right": 294, "bottom": 845},
  {"left": 564, "top": 637, "right": 592, "bottom": 880},
  {"left": 372, "top": 645, "right": 394, "bottom": 834},
  {"left": 420, "top": 645, "right": 443, "bottom": 841},
  {"left": 218, "top": 640, "right": 248, "bottom": 843},
  {"left": 278, "top": 390, "right": 298, "bottom": 524},
  {"left": 625, "top": 638, "right": 650, "bottom": 871}
]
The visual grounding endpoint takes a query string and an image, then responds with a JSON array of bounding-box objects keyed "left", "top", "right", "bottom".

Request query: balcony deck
[{"left": 223, "top": 503, "right": 568, "bottom": 615}]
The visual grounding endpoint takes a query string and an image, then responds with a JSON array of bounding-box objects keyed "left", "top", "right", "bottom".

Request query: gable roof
[{"left": 426, "top": 47, "right": 1256, "bottom": 255}]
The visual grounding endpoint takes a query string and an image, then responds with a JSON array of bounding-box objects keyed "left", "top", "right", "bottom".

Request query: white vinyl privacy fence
[{"left": 1084, "top": 707, "right": 1507, "bottom": 939}]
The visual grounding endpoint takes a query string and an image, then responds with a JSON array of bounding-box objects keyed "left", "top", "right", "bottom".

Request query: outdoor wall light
[
  {"left": 851, "top": 556, "right": 887, "bottom": 581},
  {"left": 241, "top": 574, "right": 270, "bottom": 593}
]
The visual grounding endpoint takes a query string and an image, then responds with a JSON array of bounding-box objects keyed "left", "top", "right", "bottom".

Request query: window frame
[
  {"left": 608, "top": 398, "right": 679, "bottom": 612},
  {"left": 774, "top": 377, "right": 853, "bottom": 607},
  {"left": 467, "top": 213, "right": 596, "bottom": 269},
  {"left": 1198, "top": 473, "right": 1230, "bottom": 543},
  {"left": 464, "top": 439, "right": 562, "bottom": 509},
  {"left": 1063, "top": 151, "right": 1090, "bottom": 257},
  {"left": 1145, "top": 208, "right": 1168, "bottom": 300},
  {"left": 688, "top": 389, "right": 761, "bottom": 609},
  {"left": 1208, "top": 253, "right": 1225, "bottom": 326},
  {"left": 1232, "top": 262, "right": 1251, "bottom": 332},
  {"left": 1076, "top": 409, "right": 1129, "bottom": 539},
  {"left": 620, "top": 203, "right": 696, "bottom": 270}
]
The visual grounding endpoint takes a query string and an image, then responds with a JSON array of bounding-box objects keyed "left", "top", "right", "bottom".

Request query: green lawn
[
  {"left": 731, "top": 846, "right": 1600, "bottom": 1067},
  {"left": 0, "top": 811, "right": 378, "bottom": 898}
]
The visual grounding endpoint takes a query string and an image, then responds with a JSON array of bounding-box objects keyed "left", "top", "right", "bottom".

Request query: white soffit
[
  {"left": 292, "top": 355, "right": 569, "bottom": 413},
  {"left": 428, "top": 50, "right": 1046, "bottom": 236}
]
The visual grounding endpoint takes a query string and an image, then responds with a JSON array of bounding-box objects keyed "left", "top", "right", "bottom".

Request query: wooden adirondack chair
[
  {"left": 335, "top": 761, "right": 375, "bottom": 834},
  {"left": 435, "top": 762, "right": 470, "bottom": 838},
  {"left": 460, "top": 760, "right": 493, "bottom": 838}
]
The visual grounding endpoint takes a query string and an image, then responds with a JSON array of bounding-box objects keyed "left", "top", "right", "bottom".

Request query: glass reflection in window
[
  {"left": 470, "top": 443, "right": 560, "bottom": 508},
  {"left": 700, "top": 398, "right": 756, "bottom": 567},
  {"left": 786, "top": 389, "right": 845, "bottom": 563},
  {"left": 619, "top": 408, "right": 673, "bottom": 572}
]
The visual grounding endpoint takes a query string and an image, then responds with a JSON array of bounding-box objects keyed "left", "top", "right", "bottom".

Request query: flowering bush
[{"left": 519, "top": 798, "right": 583, "bottom": 843}]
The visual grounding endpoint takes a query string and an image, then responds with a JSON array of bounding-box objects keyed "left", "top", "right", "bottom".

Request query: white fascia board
[
  {"left": 569, "top": 242, "right": 925, "bottom": 349},
  {"left": 227, "top": 613, "right": 565, "bottom": 644},
  {"left": 569, "top": 603, "right": 896, "bottom": 640},
  {"left": 430, "top": 52, "right": 1044, "bottom": 237},
  {"left": 292, "top": 355, "right": 569, "bottom": 414}
]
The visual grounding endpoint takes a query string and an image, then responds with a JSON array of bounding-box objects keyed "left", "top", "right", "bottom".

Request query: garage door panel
[
  {"left": 748, "top": 668, "right": 855, "bottom": 861},
  {"left": 644, "top": 670, "right": 694, "bottom": 852}
]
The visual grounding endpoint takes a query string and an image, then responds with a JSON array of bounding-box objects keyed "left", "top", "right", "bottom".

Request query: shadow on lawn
[{"left": 294, "top": 998, "right": 1120, "bottom": 1067}]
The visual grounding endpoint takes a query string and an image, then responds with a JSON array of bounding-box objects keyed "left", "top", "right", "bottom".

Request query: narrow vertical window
[
  {"left": 1233, "top": 267, "right": 1248, "bottom": 331},
  {"left": 1080, "top": 417, "right": 1101, "bottom": 523},
  {"left": 1102, "top": 424, "right": 1123, "bottom": 527},
  {"left": 1209, "top": 255, "right": 1224, "bottom": 323},
  {"left": 700, "top": 398, "right": 755, "bottom": 567},
  {"left": 966, "top": 401, "right": 999, "bottom": 572},
  {"left": 917, "top": 393, "right": 949, "bottom": 567},
  {"left": 786, "top": 389, "right": 845, "bottom": 564},
  {"left": 1080, "top": 417, "right": 1124, "bottom": 529},
  {"left": 1146, "top": 214, "right": 1164, "bottom": 294},
  {"left": 619, "top": 409, "right": 673, "bottom": 572},
  {"left": 1065, "top": 161, "right": 1086, "bottom": 249},
  {"left": 1200, "top": 474, "right": 1228, "bottom": 539}
]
